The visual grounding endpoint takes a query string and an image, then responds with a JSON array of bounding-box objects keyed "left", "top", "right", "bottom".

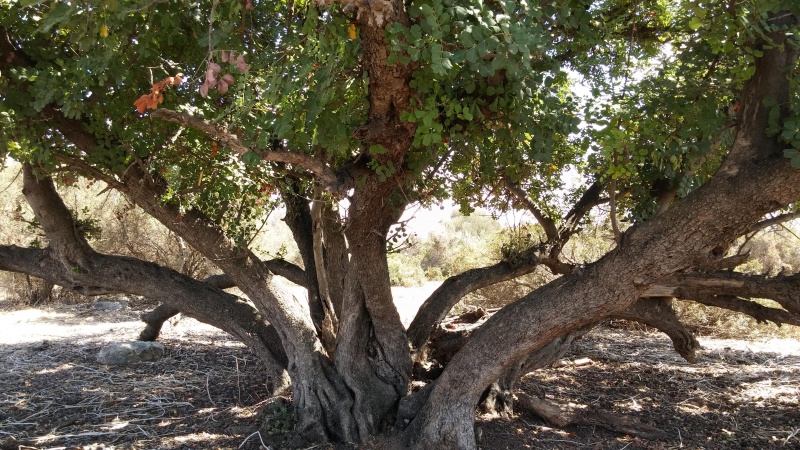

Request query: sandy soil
[{"left": 1, "top": 288, "right": 799, "bottom": 449}]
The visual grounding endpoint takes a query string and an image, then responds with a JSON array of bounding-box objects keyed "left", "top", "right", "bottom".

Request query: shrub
[{"left": 388, "top": 252, "right": 427, "bottom": 287}]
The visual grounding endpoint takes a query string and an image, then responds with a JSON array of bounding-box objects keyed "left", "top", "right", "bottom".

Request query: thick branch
[
  {"left": 138, "top": 304, "right": 180, "bottom": 341},
  {"left": 647, "top": 271, "right": 800, "bottom": 316},
  {"left": 15, "top": 168, "right": 291, "bottom": 367},
  {"left": 691, "top": 295, "right": 800, "bottom": 327},
  {"left": 21, "top": 164, "right": 94, "bottom": 270},
  {"left": 149, "top": 109, "right": 341, "bottom": 192},
  {"left": 0, "top": 244, "right": 288, "bottom": 368},
  {"left": 750, "top": 212, "right": 800, "bottom": 234},
  {"left": 612, "top": 297, "right": 700, "bottom": 362},
  {"left": 281, "top": 183, "right": 324, "bottom": 329},
  {"left": 408, "top": 25, "right": 800, "bottom": 447},
  {"left": 407, "top": 248, "right": 571, "bottom": 353}
]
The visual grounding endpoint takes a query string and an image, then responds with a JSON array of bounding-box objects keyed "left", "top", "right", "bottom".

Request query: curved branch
[
  {"left": 10, "top": 168, "right": 290, "bottom": 367},
  {"left": 501, "top": 175, "right": 558, "bottom": 242},
  {"left": 689, "top": 294, "right": 800, "bottom": 327},
  {"left": 612, "top": 297, "right": 700, "bottom": 362},
  {"left": 0, "top": 244, "right": 288, "bottom": 368},
  {"left": 149, "top": 109, "right": 341, "bottom": 192},
  {"left": 21, "top": 164, "right": 94, "bottom": 270},
  {"left": 407, "top": 24, "right": 800, "bottom": 445},
  {"left": 559, "top": 181, "right": 605, "bottom": 239},
  {"left": 406, "top": 248, "right": 571, "bottom": 353}
]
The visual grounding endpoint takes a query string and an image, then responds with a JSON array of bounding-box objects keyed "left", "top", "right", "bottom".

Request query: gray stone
[
  {"left": 93, "top": 300, "right": 128, "bottom": 311},
  {"left": 97, "top": 341, "right": 165, "bottom": 365}
]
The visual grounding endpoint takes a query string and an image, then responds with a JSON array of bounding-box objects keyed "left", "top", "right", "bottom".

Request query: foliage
[
  {"left": 1, "top": 0, "right": 798, "bottom": 231},
  {"left": 0, "top": 0, "right": 799, "bottom": 444},
  {"left": 387, "top": 251, "right": 428, "bottom": 287},
  {"left": 736, "top": 226, "right": 800, "bottom": 276}
]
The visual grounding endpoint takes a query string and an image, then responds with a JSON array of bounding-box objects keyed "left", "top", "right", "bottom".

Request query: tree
[{"left": 1, "top": 0, "right": 799, "bottom": 448}]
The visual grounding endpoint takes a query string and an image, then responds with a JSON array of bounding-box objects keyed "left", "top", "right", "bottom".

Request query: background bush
[{"left": 2, "top": 163, "right": 798, "bottom": 339}]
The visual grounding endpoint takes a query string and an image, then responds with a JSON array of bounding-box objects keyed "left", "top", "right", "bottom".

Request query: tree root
[{"left": 515, "top": 392, "right": 668, "bottom": 441}]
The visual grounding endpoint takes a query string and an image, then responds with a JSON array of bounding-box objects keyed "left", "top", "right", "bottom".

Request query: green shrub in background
[
  {"left": 387, "top": 252, "right": 428, "bottom": 287},
  {"left": 4, "top": 159, "right": 799, "bottom": 341},
  {"left": 0, "top": 163, "right": 302, "bottom": 305}
]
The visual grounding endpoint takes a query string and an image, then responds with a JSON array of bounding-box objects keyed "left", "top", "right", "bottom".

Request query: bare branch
[
  {"left": 750, "top": 212, "right": 800, "bottom": 234},
  {"left": 690, "top": 295, "right": 800, "bottom": 327},
  {"left": 612, "top": 298, "right": 700, "bottom": 362},
  {"left": 646, "top": 270, "right": 800, "bottom": 316},
  {"left": 149, "top": 109, "right": 341, "bottom": 191},
  {"left": 407, "top": 247, "right": 572, "bottom": 353},
  {"left": 0, "top": 244, "right": 288, "bottom": 368},
  {"left": 501, "top": 175, "right": 558, "bottom": 242},
  {"left": 559, "top": 182, "right": 605, "bottom": 239}
]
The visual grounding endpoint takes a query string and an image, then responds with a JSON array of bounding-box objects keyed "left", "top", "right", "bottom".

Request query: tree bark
[
  {"left": 648, "top": 270, "right": 800, "bottom": 316},
  {"left": 138, "top": 304, "right": 180, "bottom": 341},
  {"left": 333, "top": 197, "right": 412, "bottom": 437},
  {"left": 407, "top": 182, "right": 602, "bottom": 356},
  {"left": 612, "top": 297, "right": 700, "bottom": 362},
  {"left": 406, "top": 29, "right": 800, "bottom": 449},
  {"left": 281, "top": 183, "right": 325, "bottom": 330},
  {"left": 407, "top": 250, "right": 544, "bottom": 355}
]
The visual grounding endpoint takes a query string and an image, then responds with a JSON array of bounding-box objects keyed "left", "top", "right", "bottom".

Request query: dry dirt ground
[{"left": 1, "top": 287, "right": 799, "bottom": 450}]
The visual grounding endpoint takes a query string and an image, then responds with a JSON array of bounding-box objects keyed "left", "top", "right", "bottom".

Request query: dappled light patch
[{"left": 1, "top": 302, "right": 798, "bottom": 449}]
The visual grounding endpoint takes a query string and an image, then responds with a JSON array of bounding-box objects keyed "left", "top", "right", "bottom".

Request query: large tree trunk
[
  {"left": 333, "top": 185, "right": 413, "bottom": 438},
  {"left": 405, "top": 26, "right": 800, "bottom": 449}
]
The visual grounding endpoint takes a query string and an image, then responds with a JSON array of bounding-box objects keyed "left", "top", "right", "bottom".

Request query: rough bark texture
[
  {"left": 612, "top": 297, "right": 700, "bottom": 362},
  {"left": 407, "top": 182, "right": 602, "bottom": 356},
  {"left": 650, "top": 271, "right": 800, "bottom": 316},
  {"left": 319, "top": 0, "right": 417, "bottom": 438},
  {"left": 138, "top": 272, "right": 242, "bottom": 341},
  {"left": 406, "top": 29, "right": 800, "bottom": 449},
  {"left": 281, "top": 184, "right": 325, "bottom": 330}
]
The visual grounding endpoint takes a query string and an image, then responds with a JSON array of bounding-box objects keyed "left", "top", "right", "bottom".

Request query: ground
[{"left": 1, "top": 286, "right": 798, "bottom": 450}]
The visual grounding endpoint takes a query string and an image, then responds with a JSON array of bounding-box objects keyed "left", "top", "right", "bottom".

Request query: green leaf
[
  {"left": 740, "top": 65, "right": 756, "bottom": 80},
  {"left": 369, "top": 144, "right": 387, "bottom": 155},
  {"left": 41, "top": 2, "right": 73, "bottom": 32},
  {"left": 242, "top": 152, "right": 261, "bottom": 165},
  {"left": 688, "top": 17, "right": 703, "bottom": 30}
]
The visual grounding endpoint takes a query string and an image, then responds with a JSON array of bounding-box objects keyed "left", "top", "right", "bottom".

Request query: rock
[
  {"left": 97, "top": 341, "right": 165, "bottom": 365},
  {"left": 93, "top": 300, "right": 128, "bottom": 311}
]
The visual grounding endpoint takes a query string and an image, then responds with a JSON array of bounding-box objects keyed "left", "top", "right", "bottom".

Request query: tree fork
[{"left": 405, "top": 23, "right": 800, "bottom": 449}]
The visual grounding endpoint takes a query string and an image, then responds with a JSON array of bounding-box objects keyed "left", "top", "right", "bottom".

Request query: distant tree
[{"left": 1, "top": 1, "right": 799, "bottom": 448}]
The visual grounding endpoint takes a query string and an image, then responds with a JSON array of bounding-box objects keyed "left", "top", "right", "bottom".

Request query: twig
[
  {"left": 239, "top": 430, "right": 271, "bottom": 449},
  {"left": 35, "top": 430, "right": 118, "bottom": 442},
  {"left": 784, "top": 427, "right": 800, "bottom": 446},
  {"left": 206, "top": 372, "right": 217, "bottom": 406}
]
